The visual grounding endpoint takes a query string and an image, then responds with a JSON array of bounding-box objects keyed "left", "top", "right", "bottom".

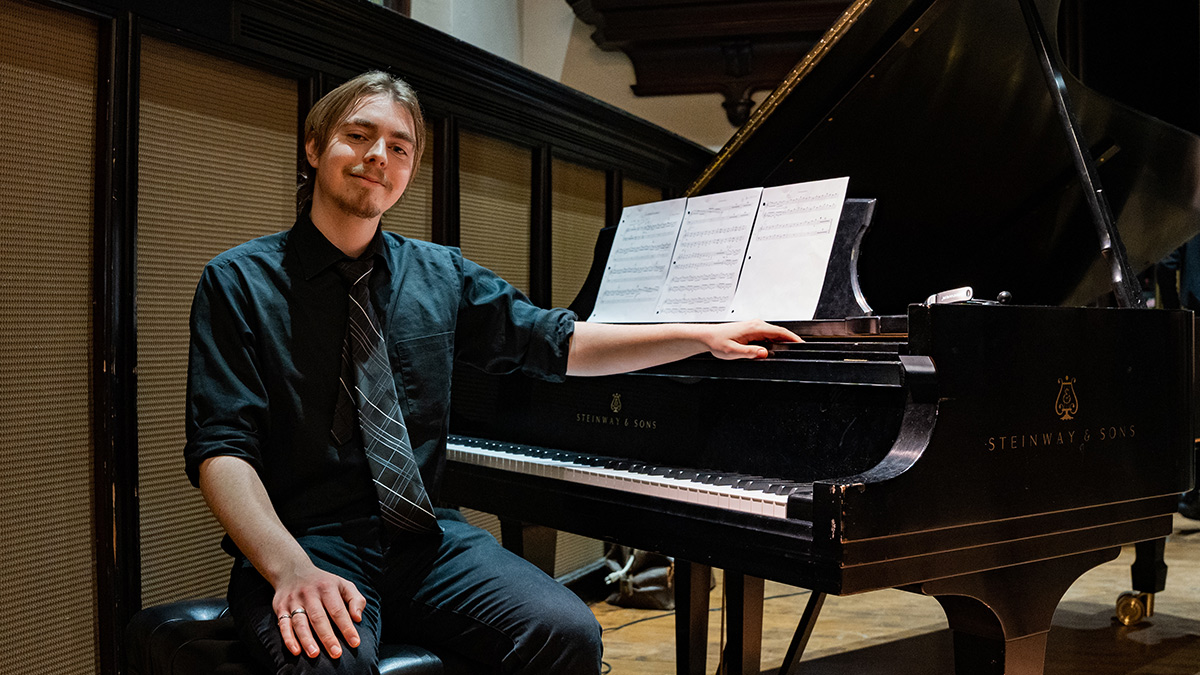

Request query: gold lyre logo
[
  {"left": 610, "top": 393, "right": 622, "bottom": 414},
  {"left": 1055, "top": 376, "right": 1078, "bottom": 421}
]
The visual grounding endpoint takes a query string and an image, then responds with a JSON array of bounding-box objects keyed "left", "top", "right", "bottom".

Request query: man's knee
[
  {"left": 516, "top": 596, "right": 602, "bottom": 674},
  {"left": 550, "top": 609, "right": 603, "bottom": 668}
]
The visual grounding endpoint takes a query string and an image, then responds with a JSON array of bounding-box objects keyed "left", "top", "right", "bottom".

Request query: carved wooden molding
[{"left": 569, "top": 0, "right": 852, "bottom": 125}]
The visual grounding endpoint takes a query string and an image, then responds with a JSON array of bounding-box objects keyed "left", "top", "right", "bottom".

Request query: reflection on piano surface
[{"left": 443, "top": 0, "right": 1199, "bottom": 673}]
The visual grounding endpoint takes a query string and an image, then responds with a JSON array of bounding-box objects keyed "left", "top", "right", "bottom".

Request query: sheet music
[
  {"left": 729, "top": 177, "right": 850, "bottom": 321},
  {"left": 654, "top": 187, "right": 763, "bottom": 322},
  {"left": 587, "top": 198, "right": 687, "bottom": 322}
]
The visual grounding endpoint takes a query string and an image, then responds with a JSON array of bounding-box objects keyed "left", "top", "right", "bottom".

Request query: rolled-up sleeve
[
  {"left": 183, "top": 264, "right": 269, "bottom": 486},
  {"left": 453, "top": 257, "right": 576, "bottom": 382}
]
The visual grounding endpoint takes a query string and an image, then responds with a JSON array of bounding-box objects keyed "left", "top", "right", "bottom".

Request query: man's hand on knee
[{"left": 273, "top": 565, "right": 366, "bottom": 659}]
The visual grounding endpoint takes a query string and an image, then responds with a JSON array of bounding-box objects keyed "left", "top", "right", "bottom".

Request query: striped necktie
[{"left": 331, "top": 258, "right": 438, "bottom": 534}]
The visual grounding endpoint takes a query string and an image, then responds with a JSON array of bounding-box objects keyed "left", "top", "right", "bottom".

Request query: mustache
[{"left": 348, "top": 166, "right": 390, "bottom": 189}]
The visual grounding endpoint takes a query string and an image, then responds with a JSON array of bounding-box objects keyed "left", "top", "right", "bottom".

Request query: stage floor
[{"left": 591, "top": 514, "right": 1200, "bottom": 674}]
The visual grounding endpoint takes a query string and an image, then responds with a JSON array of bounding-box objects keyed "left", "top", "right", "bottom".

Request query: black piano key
[
  {"left": 485, "top": 441, "right": 595, "bottom": 467},
  {"left": 713, "top": 474, "right": 762, "bottom": 486},
  {"left": 781, "top": 485, "right": 814, "bottom": 497},
  {"left": 554, "top": 451, "right": 586, "bottom": 465},
  {"left": 734, "top": 478, "right": 783, "bottom": 492},
  {"left": 765, "top": 482, "right": 810, "bottom": 494}
]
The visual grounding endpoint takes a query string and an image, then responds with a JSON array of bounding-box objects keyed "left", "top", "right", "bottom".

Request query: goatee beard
[{"left": 332, "top": 192, "right": 383, "bottom": 220}]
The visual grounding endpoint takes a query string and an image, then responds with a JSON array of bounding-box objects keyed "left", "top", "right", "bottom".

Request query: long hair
[{"left": 297, "top": 71, "right": 426, "bottom": 212}]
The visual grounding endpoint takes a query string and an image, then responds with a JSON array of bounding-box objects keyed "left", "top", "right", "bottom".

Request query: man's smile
[{"left": 349, "top": 169, "right": 387, "bottom": 188}]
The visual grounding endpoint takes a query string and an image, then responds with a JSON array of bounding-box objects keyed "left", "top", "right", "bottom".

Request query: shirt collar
[{"left": 290, "top": 210, "right": 389, "bottom": 280}]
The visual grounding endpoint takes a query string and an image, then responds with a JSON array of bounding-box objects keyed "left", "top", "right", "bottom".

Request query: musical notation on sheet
[
  {"left": 655, "top": 187, "right": 762, "bottom": 322},
  {"left": 730, "top": 176, "right": 850, "bottom": 321},
  {"left": 587, "top": 198, "right": 686, "bottom": 322},
  {"left": 587, "top": 177, "right": 849, "bottom": 323}
]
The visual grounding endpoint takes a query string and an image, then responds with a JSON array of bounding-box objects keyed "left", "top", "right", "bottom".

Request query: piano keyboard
[{"left": 447, "top": 435, "right": 804, "bottom": 519}]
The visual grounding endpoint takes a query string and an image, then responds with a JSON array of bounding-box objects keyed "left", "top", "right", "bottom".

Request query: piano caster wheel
[{"left": 1114, "top": 591, "right": 1154, "bottom": 626}]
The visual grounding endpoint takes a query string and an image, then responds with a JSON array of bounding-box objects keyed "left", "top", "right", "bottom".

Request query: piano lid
[{"left": 690, "top": 0, "right": 1200, "bottom": 314}]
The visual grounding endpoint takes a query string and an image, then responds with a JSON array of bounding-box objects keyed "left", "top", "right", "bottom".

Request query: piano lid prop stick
[{"left": 1015, "top": 0, "right": 1145, "bottom": 308}]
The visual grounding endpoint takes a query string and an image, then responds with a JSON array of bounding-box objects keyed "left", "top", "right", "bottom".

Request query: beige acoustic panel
[
  {"left": 455, "top": 132, "right": 530, "bottom": 547},
  {"left": 624, "top": 178, "right": 664, "bottom": 208},
  {"left": 381, "top": 143, "right": 434, "bottom": 241},
  {"left": 457, "top": 508, "right": 602, "bottom": 581},
  {"left": 460, "top": 508, "right": 502, "bottom": 541},
  {"left": 0, "top": 1, "right": 98, "bottom": 673},
  {"left": 459, "top": 131, "right": 531, "bottom": 294},
  {"left": 551, "top": 159, "right": 606, "bottom": 308},
  {"left": 137, "top": 38, "right": 298, "bottom": 605},
  {"left": 553, "top": 528, "right": 605, "bottom": 580}
]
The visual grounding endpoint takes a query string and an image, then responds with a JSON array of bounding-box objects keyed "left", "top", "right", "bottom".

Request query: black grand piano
[{"left": 442, "top": 0, "right": 1199, "bottom": 673}]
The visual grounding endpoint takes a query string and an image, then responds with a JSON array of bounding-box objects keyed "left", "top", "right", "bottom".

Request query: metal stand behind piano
[{"left": 443, "top": 0, "right": 1200, "bottom": 672}]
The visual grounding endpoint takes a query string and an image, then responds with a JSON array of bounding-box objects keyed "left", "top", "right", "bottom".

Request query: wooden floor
[{"left": 590, "top": 514, "right": 1200, "bottom": 674}]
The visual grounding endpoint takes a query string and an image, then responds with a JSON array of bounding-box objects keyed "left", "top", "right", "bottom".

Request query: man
[{"left": 185, "top": 70, "right": 799, "bottom": 675}]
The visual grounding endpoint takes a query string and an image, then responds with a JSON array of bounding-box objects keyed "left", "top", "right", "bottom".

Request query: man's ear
[{"left": 304, "top": 138, "right": 320, "bottom": 169}]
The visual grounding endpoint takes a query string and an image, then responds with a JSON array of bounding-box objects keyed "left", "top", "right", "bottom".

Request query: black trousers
[{"left": 227, "top": 512, "right": 603, "bottom": 675}]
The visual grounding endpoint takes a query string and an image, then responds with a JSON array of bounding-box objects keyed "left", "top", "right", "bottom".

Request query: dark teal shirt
[{"left": 184, "top": 213, "right": 575, "bottom": 536}]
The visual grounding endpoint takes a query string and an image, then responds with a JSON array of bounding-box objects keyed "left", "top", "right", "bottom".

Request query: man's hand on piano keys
[
  {"left": 705, "top": 319, "right": 802, "bottom": 360},
  {"left": 566, "top": 320, "right": 801, "bottom": 376}
]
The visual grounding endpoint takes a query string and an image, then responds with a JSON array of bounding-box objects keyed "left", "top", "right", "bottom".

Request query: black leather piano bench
[{"left": 125, "top": 598, "right": 444, "bottom": 675}]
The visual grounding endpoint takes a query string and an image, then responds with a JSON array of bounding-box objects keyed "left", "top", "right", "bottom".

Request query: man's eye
[
  {"left": 347, "top": 133, "right": 366, "bottom": 141},
  {"left": 392, "top": 146, "right": 408, "bottom": 155}
]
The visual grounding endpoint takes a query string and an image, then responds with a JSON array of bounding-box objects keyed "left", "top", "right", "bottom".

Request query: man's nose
[{"left": 364, "top": 137, "right": 387, "bottom": 164}]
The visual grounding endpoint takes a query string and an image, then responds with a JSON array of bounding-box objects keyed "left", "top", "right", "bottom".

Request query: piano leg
[
  {"left": 722, "top": 572, "right": 764, "bottom": 675},
  {"left": 675, "top": 560, "right": 711, "bottom": 675},
  {"left": 916, "top": 547, "right": 1120, "bottom": 675},
  {"left": 1131, "top": 538, "right": 1168, "bottom": 593},
  {"left": 1115, "top": 537, "right": 1168, "bottom": 625}
]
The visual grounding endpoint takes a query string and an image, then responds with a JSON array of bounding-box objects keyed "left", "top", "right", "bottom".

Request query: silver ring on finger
[
  {"left": 290, "top": 607, "right": 307, "bottom": 617},
  {"left": 277, "top": 614, "right": 291, "bottom": 623}
]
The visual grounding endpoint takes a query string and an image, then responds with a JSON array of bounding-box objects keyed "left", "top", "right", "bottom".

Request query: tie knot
[{"left": 335, "top": 258, "right": 374, "bottom": 288}]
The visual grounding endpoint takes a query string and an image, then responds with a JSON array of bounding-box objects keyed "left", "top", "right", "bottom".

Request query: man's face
[{"left": 306, "top": 95, "right": 416, "bottom": 220}]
